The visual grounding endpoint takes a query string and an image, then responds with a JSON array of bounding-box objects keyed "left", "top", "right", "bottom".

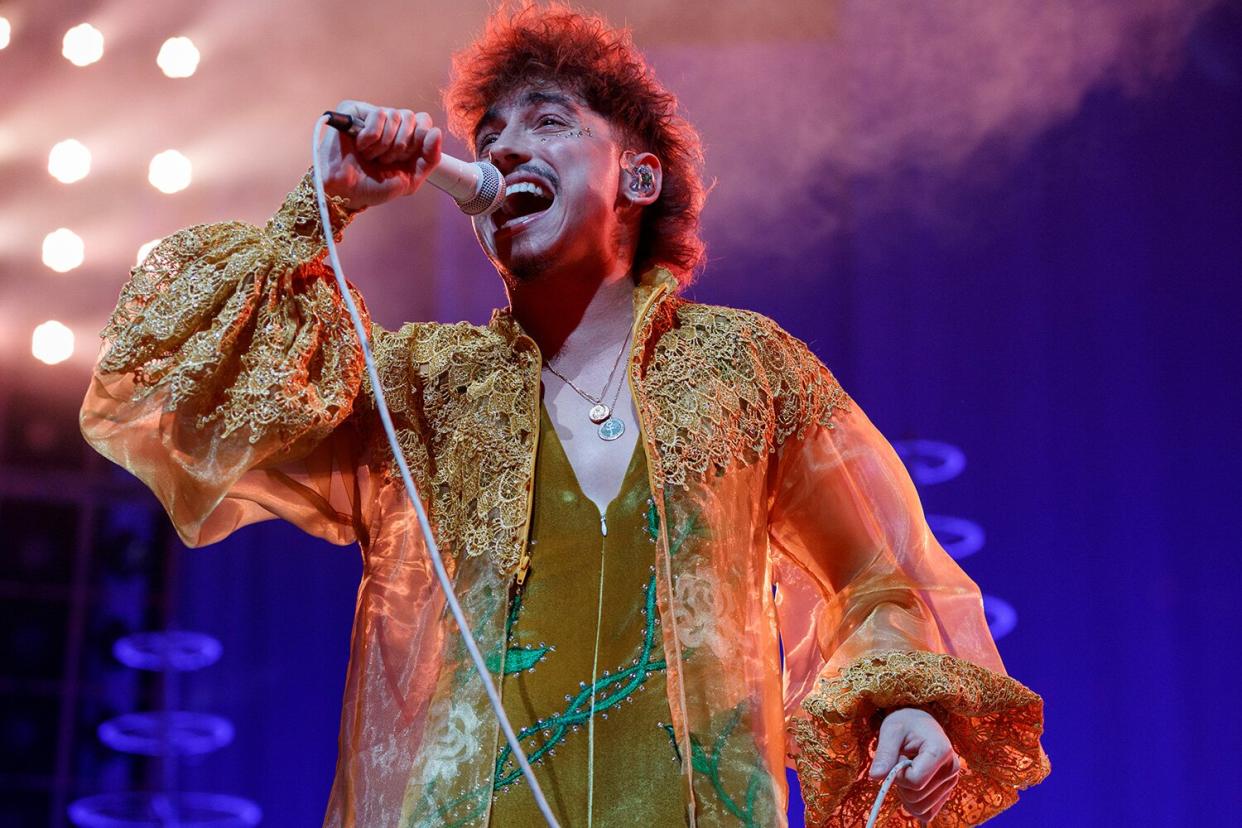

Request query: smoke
[{"left": 640, "top": 0, "right": 1222, "bottom": 243}]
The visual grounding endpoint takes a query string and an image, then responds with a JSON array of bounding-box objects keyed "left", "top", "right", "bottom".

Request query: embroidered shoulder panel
[
  {"left": 635, "top": 300, "right": 851, "bottom": 489},
  {"left": 365, "top": 321, "right": 539, "bottom": 573}
]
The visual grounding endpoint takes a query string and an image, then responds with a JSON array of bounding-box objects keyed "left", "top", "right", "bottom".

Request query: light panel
[
  {"left": 48, "top": 139, "right": 92, "bottom": 183},
  {"left": 148, "top": 150, "right": 192, "bottom": 194},
  {"left": 63, "top": 23, "right": 104, "bottom": 67},
  {"left": 42, "top": 228, "right": 85, "bottom": 272},
  {"left": 32, "top": 321, "right": 75, "bottom": 365},
  {"left": 157, "top": 37, "right": 201, "bottom": 78}
]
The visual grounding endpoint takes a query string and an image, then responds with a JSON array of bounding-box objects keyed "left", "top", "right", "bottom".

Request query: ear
[{"left": 618, "top": 150, "right": 663, "bottom": 208}]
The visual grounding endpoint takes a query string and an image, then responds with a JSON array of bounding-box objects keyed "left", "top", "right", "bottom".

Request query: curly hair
[{"left": 442, "top": 2, "right": 708, "bottom": 286}]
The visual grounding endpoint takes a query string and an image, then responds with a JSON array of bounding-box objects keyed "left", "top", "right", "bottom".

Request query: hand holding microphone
[{"left": 318, "top": 100, "right": 503, "bottom": 215}]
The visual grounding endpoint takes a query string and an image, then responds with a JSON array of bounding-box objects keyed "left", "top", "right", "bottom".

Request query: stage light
[
  {"left": 32, "top": 321, "right": 75, "bottom": 365},
  {"left": 148, "top": 150, "right": 192, "bottom": 194},
  {"left": 42, "top": 229, "right": 85, "bottom": 272},
  {"left": 0, "top": 17, "right": 11, "bottom": 50},
  {"left": 157, "top": 37, "right": 200, "bottom": 78},
  {"left": 63, "top": 23, "right": 104, "bottom": 67},
  {"left": 48, "top": 139, "right": 92, "bottom": 184},
  {"left": 136, "top": 238, "right": 162, "bottom": 266}
]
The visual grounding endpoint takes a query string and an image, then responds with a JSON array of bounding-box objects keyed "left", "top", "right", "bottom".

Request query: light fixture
[
  {"left": 157, "top": 37, "right": 200, "bottom": 78},
  {"left": 148, "top": 150, "right": 192, "bottom": 194},
  {"left": 42, "top": 229, "right": 85, "bottom": 272},
  {"left": 63, "top": 23, "right": 104, "bottom": 67},
  {"left": 32, "top": 321, "right": 75, "bottom": 365},
  {"left": 0, "top": 17, "right": 12, "bottom": 50},
  {"left": 48, "top": 139, "right": 92, "bottom": 184}
]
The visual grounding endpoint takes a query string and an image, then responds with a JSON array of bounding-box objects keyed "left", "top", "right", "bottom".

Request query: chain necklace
[{"left": 543, "top": 327, "right": 633, "bottom": 441}]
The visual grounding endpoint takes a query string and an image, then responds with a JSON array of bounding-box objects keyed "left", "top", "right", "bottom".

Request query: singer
[{"left": 81, "top": 3, "right": 1049, "bottom": 826}]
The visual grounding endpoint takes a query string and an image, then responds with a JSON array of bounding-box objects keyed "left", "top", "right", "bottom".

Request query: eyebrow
[{"left": 474, "top": 90, "right": 580, "bottom": 146}]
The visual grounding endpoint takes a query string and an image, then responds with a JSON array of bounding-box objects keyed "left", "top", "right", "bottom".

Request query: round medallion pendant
[
  {"left": 598, "top": 417, "right": 625, "bottom": 441},
  {"left": 588, "top": 403, "right": 611, "bottom": 424}
]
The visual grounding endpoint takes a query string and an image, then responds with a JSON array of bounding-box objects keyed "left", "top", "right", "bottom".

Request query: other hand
[
  {"left": 316, "top": 100, "right": 443, "bottom": 210},
  {"left": 868, "top": 707, "right": 960, "bottom": 824}
]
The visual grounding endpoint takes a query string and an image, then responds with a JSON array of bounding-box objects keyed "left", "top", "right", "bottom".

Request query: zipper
[{"left": 514, "top": 335, "right": 544, "bottom": 588}]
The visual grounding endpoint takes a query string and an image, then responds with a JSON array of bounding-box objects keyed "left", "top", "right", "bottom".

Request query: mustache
[{"left": 509, "top": 162, "right": 560, "bottom": 192}]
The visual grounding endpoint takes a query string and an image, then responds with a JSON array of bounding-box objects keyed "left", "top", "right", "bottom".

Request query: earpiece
[{"left": 629, "top": 165, "right": 655, "bottom": 193}]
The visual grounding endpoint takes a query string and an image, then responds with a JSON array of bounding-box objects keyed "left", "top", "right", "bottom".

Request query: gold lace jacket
[{"left": 81, "top": 173, "right": 1050, "bottom": 827}]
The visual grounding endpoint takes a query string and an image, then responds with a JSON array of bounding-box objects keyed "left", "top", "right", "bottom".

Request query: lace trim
[
  {"left": 635, "top": 300, "right": 852, "bottom": 489},
  {"left": 365, "top": 322, "right": 540, "bottom": 573},
  {"left": 788, "top": 650, "right": 1051, "bottom": 827},
  {"left": 364, "top": 292, "right": 851, "bottom": 575},
  {"left": 97, "top": 169, "right": 365, "bottom": 448}
]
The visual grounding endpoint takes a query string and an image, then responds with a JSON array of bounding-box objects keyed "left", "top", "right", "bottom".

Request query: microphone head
[{"left": 458, "top": 161, "right": 505, "bottom": 217}]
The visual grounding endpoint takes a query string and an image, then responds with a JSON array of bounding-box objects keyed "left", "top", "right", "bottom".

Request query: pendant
[
  {"left": 588, "top": 403, "right": 611, "bottom": 424},
  {"left": 597, "top": 417, "right": 625, "bottom": 441}
]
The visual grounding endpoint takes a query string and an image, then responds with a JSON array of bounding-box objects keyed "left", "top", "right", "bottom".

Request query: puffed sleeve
[
  {"left": 764, "top": 332, "right": 1050, "bottom": 826},
  {"left": 80, "top": 170, "right": 379, "bottom": 548}
]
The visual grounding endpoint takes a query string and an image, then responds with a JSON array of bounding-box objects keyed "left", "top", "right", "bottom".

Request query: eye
[
  {"left": 478, "top": 133, "right": 497, "bottom": 150},
  {"left": 537, "top": 115, "right": 566, "bottom": 128}
]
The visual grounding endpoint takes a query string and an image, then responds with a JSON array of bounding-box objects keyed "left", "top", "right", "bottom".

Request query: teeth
[{"left": 505, "top": 181, "right": 551, "bottom": 199}]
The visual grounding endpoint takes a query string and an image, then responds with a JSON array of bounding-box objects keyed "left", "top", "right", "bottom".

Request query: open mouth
[{"left": 495, "top": 180, "right": 555, "bottom": 231}]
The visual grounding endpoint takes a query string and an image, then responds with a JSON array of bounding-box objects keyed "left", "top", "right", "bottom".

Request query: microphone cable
[
  {"left": 867, "top": 756, "right": 915, "bottom": 828},
  {"left": 310, "top": 116, "right": 561, "bottom": 828}
]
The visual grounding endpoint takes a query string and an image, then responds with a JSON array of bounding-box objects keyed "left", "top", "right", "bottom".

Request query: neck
[{"left": 508, "top": 260, "right": 637, "bottom": 364}]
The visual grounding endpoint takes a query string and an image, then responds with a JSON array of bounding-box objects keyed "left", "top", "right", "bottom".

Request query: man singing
[{"left": 81, "top": 3, "right": 1049, "bottom": 825}]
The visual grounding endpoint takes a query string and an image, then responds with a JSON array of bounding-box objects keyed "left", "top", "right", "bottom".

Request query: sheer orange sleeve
[
  {"left": 80, "top": 171, "right": 378, "bottom": 549},
  {"left": 769, "top": 380, "right": 1050, "bottom": 826}
]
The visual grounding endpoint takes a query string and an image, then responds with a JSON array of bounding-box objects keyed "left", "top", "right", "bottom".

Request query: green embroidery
[
  {"left": 502, "top": 646, "right": 548, "bottom": 674},
  {"left": 492, "top": 572, "right": 667, "bottom": 790},
  {"left": 660, "top": 705, "right": 768, "bottom": 828},
  {"left": 486, "top": 587, "right": 551, "bottom": 675},
  {"left": 403, "top": 778, "right": 491, "bottom": 828}
]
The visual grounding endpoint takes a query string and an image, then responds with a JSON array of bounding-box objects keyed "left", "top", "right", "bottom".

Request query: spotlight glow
[
  {"left": 148, "top": 150, "right": 192, "bottom": 194},
  {"left": 157, "top": 37, "right": 200, "bottom": 78},
  {"left": 0, "top": 17, "right": 11, "bottom": 50},
  {"left": 32, "top": 321, "right": 75, "bottom": 365},
  {"left": 136, "top": 238, "right": 163, "bottom": 267},
  {"left": 42, "top": 229, "right": 85, "bottom": 273},
  {"left": 63, "top": 23, "right": 104, "bottom": 67},
  {"left": 48, "top": 139, "right": 92, "bottom": 183}
]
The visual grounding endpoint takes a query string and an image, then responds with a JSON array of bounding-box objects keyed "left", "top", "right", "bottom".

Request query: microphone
[{"left": 322, "top": 111, "right": 505, "bottom": 216}]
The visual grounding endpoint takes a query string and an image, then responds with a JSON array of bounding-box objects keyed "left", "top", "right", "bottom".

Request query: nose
[{"left": 485, "top": 124, "right": 533, "bottom": 174}]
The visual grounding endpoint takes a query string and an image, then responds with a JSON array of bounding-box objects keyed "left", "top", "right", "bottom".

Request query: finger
[
  {"left": 376, "top": 108, "right": 401, "bottom": 158},
  {"left": 378, "top": 110, "right": 414, "bottom": 164},
  {"left": 905, "top": 777, "right": 957, "bottom": 824},
  {"left": 409, "top": 112, "right": 432, "bottom": 163},
  {"left": 356, "top": 107, "right": 387, "bottom": 155},
  {"left": 377, "top": 109, "right": 412, "bottom": 165},
  {"left": 901, "top": 743, "right": 952, "bottom": 790},
  {"left": 413, "top": 127, "right": 442, "bottom": 180},
  {"left": 901, "top": 766, "right": 959, "bottom": 810},
  {"left": 868, "top": 721, "right": 905, "bottom": 780}
]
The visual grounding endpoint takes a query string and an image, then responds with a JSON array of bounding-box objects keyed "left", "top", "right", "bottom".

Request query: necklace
[
  {"left": 543, "top": 327, "right": 633, "bottom": 430},
  {"left": 593, "top": 369, "right": 628, "bottom": 441}
]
